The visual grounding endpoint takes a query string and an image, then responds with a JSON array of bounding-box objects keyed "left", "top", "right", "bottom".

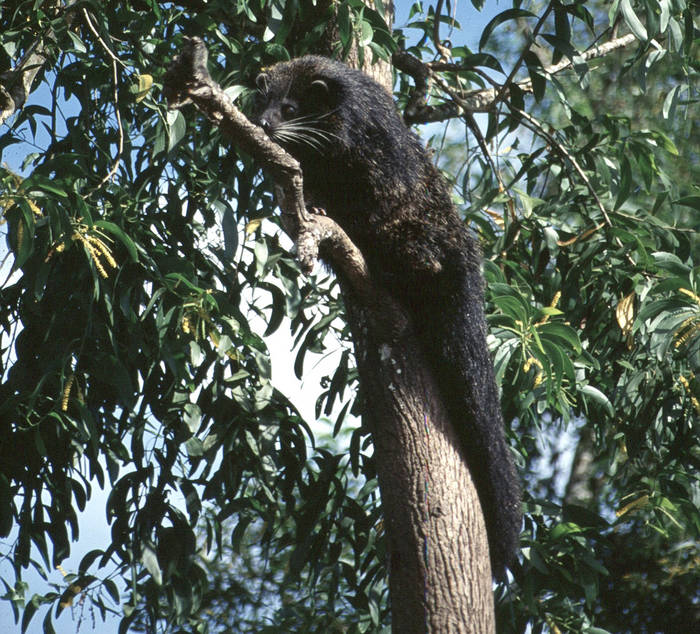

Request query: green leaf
[
  {"left": 619, "top": 0, "right": 648, "bottom": 40},
  {"left": 358, "top": 19, "right": 374, "bottom": 47},
  {"left": 94, "top": 220, "right": 139, "bottom": 261},
  {"left": 184, "top": 402, "right": 202, "bottom": 434},
  {"left": 479, "top": 9, "right": 536, "bottom": 51},
  {"left": 6, "top": 200, "right": 36, "bottom": 270},
  {"left": 614, "top": 154, "right": 632, "bottom": 210},
  {"left": 67, "top": 30, "right": 87, "bottom": 54},
  {"left": 652, "top": 251, "right": 690, "bottom": 276},
  {"left": 0, "top": 474, "right": 12, "bottom": 537},
  {"left": 254, "top": 238, "right": 268, "bottom": 277},
  {"left": 550, "top": 522, "right": 582, "bottom": 539},
  {"left": 166, "top": 110, "right": 186, "bottom": 152},
  {"left": 221, "top": 203, "right": 238, "bottom": 259},
  {"left": 21, "top": 595, "right": 40, "bottom": 633},
  {"left": 24, "top": 175, "right": 69, "bottom": 198},
  {"left": 581, "top": 384, "right": 614, "bottom": 416},
  {"left": 78, "top": 549, "right": 104, "bottom": 573},
  {"left": 538, "top": 322, "right": 583, "bottom": 354},
  {"left": 185, "top": 437, "right": 204, "bottom": 457},
  {"left": 337, "top": 2, "right": 352, "bottom": 50},
  {"left": 103, "top": 578, "right": 120, "bottom": 604},
  {"left": 674, "top": 195, "right": 700, "bottom": 211},
  {"left": 42, "top": 609, "right": 56, "bottom": 634},
  {"left": 524, "top": 51, "right": 546, "bottom": 102},
  {"left": 141, "top": 545, "right": 162, "bottom": 585}
]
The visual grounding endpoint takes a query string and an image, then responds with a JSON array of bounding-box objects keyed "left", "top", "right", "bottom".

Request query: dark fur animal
[{"left": 253, "top": 56, "right": 521, "bottom": 577}]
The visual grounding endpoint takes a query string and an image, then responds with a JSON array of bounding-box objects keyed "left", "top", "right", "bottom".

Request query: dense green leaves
[{"left": 1, "top": 0, "right": 698, "bottom": 632}]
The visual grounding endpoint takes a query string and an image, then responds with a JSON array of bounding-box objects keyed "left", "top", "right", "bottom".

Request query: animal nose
[{"left": 259, "top": 118, "right": 271, "bottom": 133}]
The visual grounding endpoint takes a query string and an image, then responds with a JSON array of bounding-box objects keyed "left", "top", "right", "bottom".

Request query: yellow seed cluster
[
  {"left": 0, "top": 170, "right": 42, "bottom": 217},
  {"left": 674, "top": 316, "right": 700, "bottom": 349},
  {"left": 678, "top": 373, "right": 700, "bottom": 414},
  {"left": 679, "top": 287, "right": 700, "bottom": 305},
  {"left": 523, "top": 356, "right": 544, "bottom": 387},
  {"left": 74, "top": 229, "right": 117, "bottom": 278},
  {"left": 536, "top": 291, "right": 561, "bottom": 326},
  {"left": 182, "top": 313, "right": 194, "bottom": 335},
  {"left": 616, "top": 493, "right": 650, "bottom": 518},
  {"left": 46, "top": 224, "right": 119, "bottom": 275},
  {"left": 61, "top": 374, "right": 75, "bottom": 412}
]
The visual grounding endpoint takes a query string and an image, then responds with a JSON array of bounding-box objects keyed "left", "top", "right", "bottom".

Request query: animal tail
[{"left": 423, "top": 266, "right": 522, "bottom": 579}]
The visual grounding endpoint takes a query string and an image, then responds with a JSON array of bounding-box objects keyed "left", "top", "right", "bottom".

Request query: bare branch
[
  {"left": 163, "top": 39, "right": 308, "bottom": 223},
  {"left": 397, "top": 33, "right": 639, "bottom": 124},
  {"left": 518, "top": 33, "right": 638, "bottom": 95},
  {"left": 163, "top": 38, "right": 407, "bottom": 330}
]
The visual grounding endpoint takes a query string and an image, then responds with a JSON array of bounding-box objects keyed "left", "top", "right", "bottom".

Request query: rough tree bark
[{"left": 164, "top": 35, "right": 495, "bottom": 633}]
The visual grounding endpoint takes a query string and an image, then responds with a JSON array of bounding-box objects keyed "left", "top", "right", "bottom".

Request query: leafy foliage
[{"left": 0, "top": 1, "right": 698, "bottom": 632}]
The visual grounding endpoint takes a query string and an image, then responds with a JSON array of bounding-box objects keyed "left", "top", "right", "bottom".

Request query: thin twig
[
  {"left": 495, "top": 2, "right": 555, "bottom": 105},
  {"left": 81, "top": 9, "right": 123, "bottom": 66},
  {"left": 432, "top": 0, "right": 451, "bottom": 62},
  {"left": 82, "top": 8, "right": 124, "bottom": 191},
  {"left": 510, "top": 104, "right": 610, "bottom": 224}
]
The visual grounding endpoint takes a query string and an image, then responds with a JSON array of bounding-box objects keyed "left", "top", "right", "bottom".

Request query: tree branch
[
  {"left": 0, "top": 0, "right": 78, "bottom": 126},
  {"left": 396, "top": 33, "right": 639, "bottom": 124},
  {"left": 163, "top": 37, "right": 407, "bottom": 334}
]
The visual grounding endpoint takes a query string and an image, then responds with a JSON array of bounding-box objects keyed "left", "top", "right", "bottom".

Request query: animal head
[{"left": 253, "top": 56, "right": 345, "bottom": 156}]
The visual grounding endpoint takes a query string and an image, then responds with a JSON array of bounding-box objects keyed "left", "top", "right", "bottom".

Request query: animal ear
[
  {"left": 309, "top": 79, "right": 331, "bottom": 104},
  {"left": 309, "top": 78, "right": 330, "bottom": 97},
  {"left": 255, "top": 72, "right": 269, "bottom": 92},
  {"left": 308, "top": 78, "right": 336, "bottom": 110}
]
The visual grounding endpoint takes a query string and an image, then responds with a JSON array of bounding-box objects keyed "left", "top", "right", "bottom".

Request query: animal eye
[{"left": 281, "top": 103, "right": 297, "bottom": 119}]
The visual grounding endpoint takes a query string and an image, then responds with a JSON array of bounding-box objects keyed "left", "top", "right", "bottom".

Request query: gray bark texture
[{"left": 345, "top": 291, "right": 495, "bottom": 633}]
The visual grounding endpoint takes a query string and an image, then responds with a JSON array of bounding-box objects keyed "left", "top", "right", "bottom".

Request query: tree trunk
[
  {"left": 318, "top": 3, "right": 496, "bottom": 628},
  {"left": 344, "top": 293, "right": 495, "bottom": 633}
]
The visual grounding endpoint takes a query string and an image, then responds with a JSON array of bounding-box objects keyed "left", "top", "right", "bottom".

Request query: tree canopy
[{"left": 0, "top": 1, "right": 698, "bottom": 632}]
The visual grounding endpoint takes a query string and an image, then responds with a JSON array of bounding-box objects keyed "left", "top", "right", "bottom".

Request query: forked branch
[{"left": 163, "top": 37, "right": 404, "bottom": 328}]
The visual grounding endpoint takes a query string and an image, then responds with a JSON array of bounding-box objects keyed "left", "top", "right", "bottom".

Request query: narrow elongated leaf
[
  {"left": 620, "top": 0, "right": 648, "bottom": 40},
  {"left": 479, "top": 9, "right": 536, "bottom": 51},
  {"left": 141, "top": 545, "right": 162, "bottom": 585}
]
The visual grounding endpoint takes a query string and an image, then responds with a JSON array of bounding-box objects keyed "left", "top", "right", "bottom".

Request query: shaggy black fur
[{"left": 253, "top": 56, "right": 521, "bottom": 578}]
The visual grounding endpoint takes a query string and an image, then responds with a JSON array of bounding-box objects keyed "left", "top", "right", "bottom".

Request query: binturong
[{"left": 253, "top": 55, "right": 521, "bottom": 579}]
